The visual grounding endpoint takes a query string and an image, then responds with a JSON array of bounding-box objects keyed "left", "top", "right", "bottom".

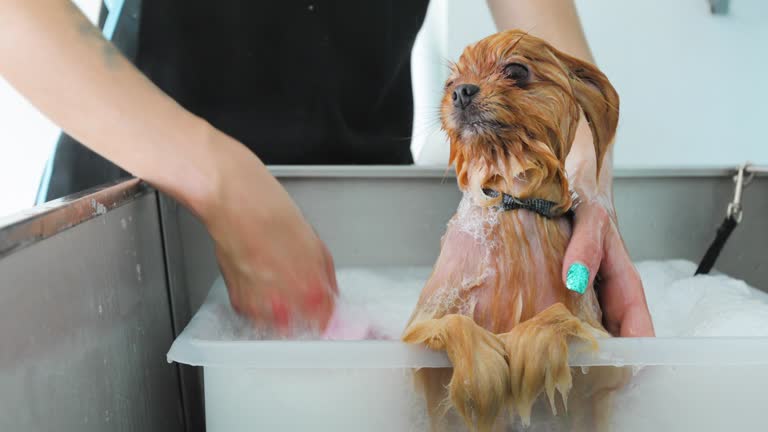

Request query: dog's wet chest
[
  {"left": 447, "top": 202, "right": 570, "bottom": 274},
  {"left": 443, "top": 206, "right": 573, "bottom": 326},
  {"left": 415, "top": 196, "right": 575, "bottom": 323}
]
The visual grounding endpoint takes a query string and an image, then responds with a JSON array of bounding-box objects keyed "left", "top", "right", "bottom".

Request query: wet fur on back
[{"left": 402, "top": 30, "right": 624, "bottom": 431}]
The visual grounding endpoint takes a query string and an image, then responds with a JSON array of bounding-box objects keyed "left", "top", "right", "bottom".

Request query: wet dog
[{"left": 402, "top": 30, "right": 624, "bottom": 431}]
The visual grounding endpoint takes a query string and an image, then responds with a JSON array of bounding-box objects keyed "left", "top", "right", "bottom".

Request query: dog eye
[
  {"left": 503, "top": 63, "right": 530, "bottom": 85},
  {"left": 444, "top": 80, "right": 455, "bottom": 89}
]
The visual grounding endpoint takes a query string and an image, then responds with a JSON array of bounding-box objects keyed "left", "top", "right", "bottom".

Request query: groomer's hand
[
  {"left": 197, "top": 130, "right": 338, "bottom": 334},
  {"left": 564, "top": 199, "right": 654, "bottom": 337},
  {"left": 562, "top": 122, "right": 655, "bottom": 337}
]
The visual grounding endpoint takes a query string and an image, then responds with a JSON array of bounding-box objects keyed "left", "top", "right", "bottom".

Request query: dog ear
[{"left": 554, "top": 50, "right": 619, "bottom": 177}]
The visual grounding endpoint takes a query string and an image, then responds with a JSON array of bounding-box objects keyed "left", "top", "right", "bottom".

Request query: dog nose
[{"left": 452, "top": 84, "right": 480, "bottom": 109}]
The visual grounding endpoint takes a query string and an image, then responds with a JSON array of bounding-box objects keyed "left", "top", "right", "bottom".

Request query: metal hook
[{"left": 726, "top": 163, "right": 749, "bottom": 223}]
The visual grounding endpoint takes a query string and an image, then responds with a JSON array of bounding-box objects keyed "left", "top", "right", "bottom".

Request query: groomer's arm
[
  {"left": 487, "top": 0, "right": 654, "bottom": 337},
  {"left": 0, "top": 0, "right": 216, "bottom": 209},
  {"left": 0, "top": 0, "right": 336, "bottom": 331}
]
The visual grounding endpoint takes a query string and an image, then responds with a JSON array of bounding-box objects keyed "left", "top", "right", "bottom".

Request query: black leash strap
[
  {"left": 695, "top": 165, "right": 751, "bottom": 275},
  {"left": 695, "top": 215, "right": 738, "bottom": 275},
  {"left": 481, "top": 188, "right": 573, "bottom": 219}
]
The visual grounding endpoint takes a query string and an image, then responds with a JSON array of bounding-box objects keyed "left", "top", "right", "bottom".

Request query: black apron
[{"left": 38, "top": 0, "right": 429, "bottom": 201}]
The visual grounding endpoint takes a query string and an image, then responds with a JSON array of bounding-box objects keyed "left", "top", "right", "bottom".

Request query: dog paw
[
  {"left": 499, "top": 303, "right": 598, "bottom": 426},
  {"left": 403, "top": 314, "right": 508, "bottom": 432}
]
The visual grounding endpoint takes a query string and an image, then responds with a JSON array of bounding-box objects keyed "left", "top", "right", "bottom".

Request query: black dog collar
[{"left": 481, "top": 188, "right": 573, "bottom": 219}]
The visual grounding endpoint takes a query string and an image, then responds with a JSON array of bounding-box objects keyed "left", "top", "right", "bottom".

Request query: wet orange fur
[{"left": 402, "top": 30, "right": 624, "bottom": 431}]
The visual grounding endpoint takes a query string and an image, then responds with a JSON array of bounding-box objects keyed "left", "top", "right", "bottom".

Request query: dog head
[{"left": 442, "top": 30, "right": 619, "bottom": 207}]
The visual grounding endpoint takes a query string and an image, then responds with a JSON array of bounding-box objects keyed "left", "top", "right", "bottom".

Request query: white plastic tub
[{"left": 168, "top": 263, "right": 768, "bottom": 432}]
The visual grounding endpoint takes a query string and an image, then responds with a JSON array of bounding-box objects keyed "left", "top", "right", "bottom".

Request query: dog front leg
[
  {"left": 403, "top": 314, "right": 508, "bottom": 432},
  {"left": 498, "top": 303, "right": 599, "bottom": 426}
]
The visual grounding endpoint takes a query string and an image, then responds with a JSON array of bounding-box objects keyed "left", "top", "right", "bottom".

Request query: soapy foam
[
  {"left": 451, "top": 192, "right": 502, "bottom": 246},
  {"left": 417, "top": 192, "right": 501, "bottom": 317},
  {"left": 637, "top": 260, "right": 768, "bottom": 337},
  {"left": 190, "top": 259, "right": 768, "bottom": 342}
]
